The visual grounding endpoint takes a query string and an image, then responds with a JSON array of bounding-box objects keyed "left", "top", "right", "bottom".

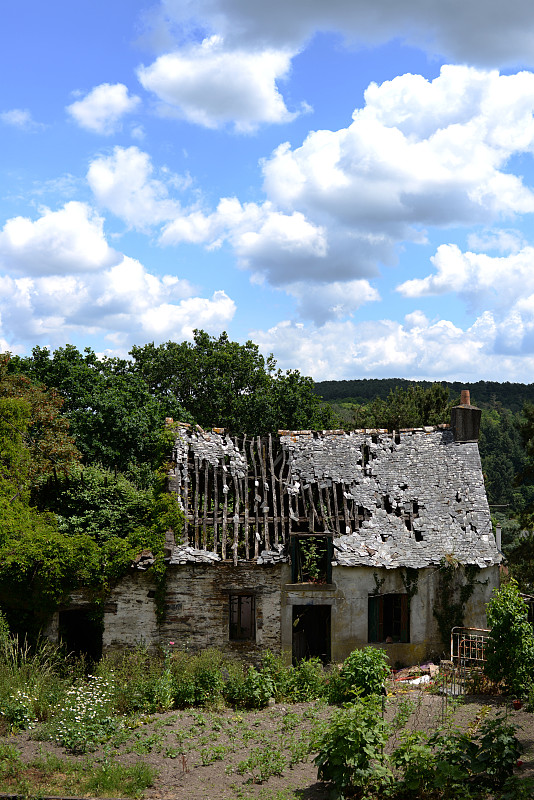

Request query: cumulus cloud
[
  {"left": 263, "top": 67, "right": 534, "bottom": 232},
  {"left": 85, "top": 67, "right": 534, "bottom": 327},
  {"left": 0, "top": 202, "right": 119, "bottom": 276},
  {"left": 159, "top": 197, "right": 370, "bottom": 287},
  {"left": 1, "top": 109, "right": 43, "bottom": 131},
  {"left": 138, "top": 35, "right": 304, "bottom": 132},
  {"left": 67, "top": 83, "right": 141, "bottom": 135},
  {"left": 87, "top": 146, "right": 181, "bottom": 229},
  {"left": 467, "top": 228, "right": 525, "bottom": 254},
  {"left": 396, "top": 243, "right": 534, "bottom": 312},
  {"left": 155, "top": 0, "right": 534, "bottom": 69},
  {"left": 0, "top": 194, "right": 236, "bottom": 352},
  {"left": 0, "top": 256, "right": 235, "bottom": 349},
  {"left": 156, "top": 67, "right": 534, "bottom": 293},
  {"left": 285, "top": 279, "right": 380, "bottom": 324},
  {"left": 249, "top": 310, "right": 534, "bottom": 381},
  {"left": 250, "top": 316, "right": 486, "bottom": 380}
]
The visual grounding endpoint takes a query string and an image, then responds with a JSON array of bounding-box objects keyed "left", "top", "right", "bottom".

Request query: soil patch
[{"left": 2, "top": 691, "right": 534, "bottom": 799}]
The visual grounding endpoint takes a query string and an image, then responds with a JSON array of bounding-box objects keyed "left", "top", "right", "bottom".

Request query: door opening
[
  {"left": 58, "top": 609, "right": 103, "bottom": 662},
  {"left": 292, "top": 605, "right": 331, "bottom": 664}
]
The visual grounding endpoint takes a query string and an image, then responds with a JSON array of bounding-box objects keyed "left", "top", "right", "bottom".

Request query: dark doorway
[
  {"left": 58, "top": 609, "right": 103, "bottom": 662},
  {"left": 292, "top": 605, "right": 331, "bottom": 664}
]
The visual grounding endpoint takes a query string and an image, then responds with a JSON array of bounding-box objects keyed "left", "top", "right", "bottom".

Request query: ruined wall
[
  {"left": 159, "top": 562, "right": 288, "bottom": 660},
  {"left": 280, "top": 564, "right": 499, "bottom": 665},
  {"left": 100, "top": 423, "right": 499, "bottom": 663},
  {"left": 103, "top": 571, "right": 159, "bottom": 651},
  {"left": 104, "top": 562, "right": 288, "bottom": 661},
  {"left": 103, "top": 558, "right": 498, "bottom": 665}
]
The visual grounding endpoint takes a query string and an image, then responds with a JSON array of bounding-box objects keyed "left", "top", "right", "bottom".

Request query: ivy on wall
[{"left": 433, "top": 558, "right": 483, "bottom": 648}]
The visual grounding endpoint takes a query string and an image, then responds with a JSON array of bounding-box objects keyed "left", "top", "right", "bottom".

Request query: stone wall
[
  {"left": 102, "top": 560, "right": 498, "bottom": 666},
  {"left": 104, "top": 562, "right": 289, "bottom": 661},
  {"left": 103, "top": 570, "right": 159, "bottom": 651}
]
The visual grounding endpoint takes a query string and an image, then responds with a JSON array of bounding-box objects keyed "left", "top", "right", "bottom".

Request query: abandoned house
[{"left": 48, "top": 391, "right": 501, "bottom": 665}]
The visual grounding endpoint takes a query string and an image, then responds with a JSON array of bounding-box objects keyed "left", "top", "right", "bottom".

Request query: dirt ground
[{"left": 2, "top": 690, "right": 534, "bottom": 799}]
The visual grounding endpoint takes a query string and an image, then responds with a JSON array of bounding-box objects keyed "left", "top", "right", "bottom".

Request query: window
[
  {"left": 290, "top": 535, "right": 333, "bottom": 583},
  {"left": 229, "top": 594, "right": 255, "bottom": 641},
  {"left": 368, "top": 594, "right": 409, "bottom": 643}
]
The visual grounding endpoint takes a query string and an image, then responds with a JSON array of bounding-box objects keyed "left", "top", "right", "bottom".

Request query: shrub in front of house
[
  {"left": 328, "top": 646, "right": 390, "bottom": 704},
  {"left": 485, "top": 580, "right": 534, "bottom": 699}
]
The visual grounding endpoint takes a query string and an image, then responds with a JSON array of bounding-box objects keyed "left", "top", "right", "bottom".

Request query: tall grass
[
  {"left": 0, "top": 611, "right": 73, "bottom": 730},
  {"left": 0, "top": 606, "right": 388, "bottom": 737}
]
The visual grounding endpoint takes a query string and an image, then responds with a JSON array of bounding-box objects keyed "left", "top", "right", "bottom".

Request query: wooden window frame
[
  {"left": 229, "top": 594, "right": 256, "bottom": 641},
  {"left": 368, "top": 593, "right": 410, "bottom": 643}
]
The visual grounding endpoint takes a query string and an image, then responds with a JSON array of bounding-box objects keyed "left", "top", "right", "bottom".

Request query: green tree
[
  {"left": 0, "top": 354, "right": 80, "bottom": 486},
  {"left": 485, "top": 580, "right": 534, "bottom": 697},
  {"left": 12, "top": 344, "right": 190, "bottom": 475},
  {"left": 349, "top": 383, "right": 452, "bottom": 431},
  {"left": 130, "top": 330, "right": 334, "bottom": 433}
]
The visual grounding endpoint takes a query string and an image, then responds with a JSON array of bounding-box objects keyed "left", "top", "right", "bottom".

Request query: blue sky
[{"left": 2, "top": 1, "right": 534, "bottom": 381}]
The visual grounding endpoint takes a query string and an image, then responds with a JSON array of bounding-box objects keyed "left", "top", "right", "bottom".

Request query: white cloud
[
  {"left": 285, "top": 279, "right": 380, "bottom": 324},
  {"left": 0, "top": 256, "right": 235, "bottom": 349},
  {"left": 396, "top": 243, "right": 534, "bottom": 312},
  {"left": 137, "top": 35, "right": 304, "bottom": 131},
  {"left": 87, "top": 146, "right": 181, "bottom": 229},
  {"left": 263, "top": 67, "right": 534, "bottom": 232},
  {"left": 0, "top": 202, "right": 119, "bottom": 276},
  {"left": 156, "top": 0, "right": 534, "bottom": 69},
  {"left": 249, "top": 310, "right": 534, "bottom": 381},
  {"left": 157, "top": 66, "right": 534, "bottom": 294},
  {"left": 67, "top": 83, "right": 141, "bottom": 135},
  {"left": 140, "top": 289, "right": 236, "bottom": 339},
  {"left": 467, "top": 228, "right": 525, "bottom": 254},
  {"left": 1, "top": 109, "right": 42, "bottom": 131}
]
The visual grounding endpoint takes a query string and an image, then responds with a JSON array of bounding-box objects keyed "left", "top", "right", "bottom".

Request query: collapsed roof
[{"left": 168, "top": 424, "right": 499, "bottom": 570}]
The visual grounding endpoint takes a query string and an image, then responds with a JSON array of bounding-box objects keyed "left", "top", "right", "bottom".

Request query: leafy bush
[
  {"left": 472, "top": 714, "right": 522, "bottom": 787},
  {"left": 485, "top": 580, "right": 534, "bottom": 698},
  {"left": 258, "top": 650, "right": 290, "bottom": 701},
  {"left": 170, "top": 648, "right": 225, "bottom": 708},
  {"left": 236, "top": 746, "right": 287, "bottom": 783},
  {"left": 98, "top": 647, "right": 167, "bottom": 714},
  {"left": 286, "top": 657, "right": 326, "bottom": 702},
  {"left": 0, "top": 690, "right": 38, "bottom": 732},
  {"left": 315, "top": 697, "right": 391, "bottom": 797},
  {"left": 329, "top": 646, "right": 390, "bottom": 703},
  {"left": 393, "top": 714, "right": 521, "bottom": 796}
]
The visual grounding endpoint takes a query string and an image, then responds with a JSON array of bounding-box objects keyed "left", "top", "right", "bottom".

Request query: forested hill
[{"left": 314, "top": 378, "right": 534, "bottom": 413}]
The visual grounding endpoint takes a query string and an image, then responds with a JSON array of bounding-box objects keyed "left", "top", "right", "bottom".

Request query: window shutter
[{"left": 368, "top": 595, "right": 379, "bottom": 642}]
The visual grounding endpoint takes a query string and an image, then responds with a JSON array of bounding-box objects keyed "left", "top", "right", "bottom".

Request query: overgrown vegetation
[
  {"left": 0, "top": 330, "right": 338, "bottom": 637},
  {"left": 0, "top": 626, "right": 531, "bottom": 799},
  {"left": 485, "top": 580, "right": 534, "bottom": 699}
]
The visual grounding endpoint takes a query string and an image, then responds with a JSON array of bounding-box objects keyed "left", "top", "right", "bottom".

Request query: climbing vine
[
  {"left": 372, "top": 572, "right": 386, "bottom": 595},
  {"left": 401, "top": 568, "right": 419, "bottom": 601},
  {"left": 433, "top": 558, "right": 483, "bottom": 648}
]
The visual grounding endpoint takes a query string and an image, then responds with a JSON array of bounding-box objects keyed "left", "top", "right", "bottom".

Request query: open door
[
  {"left": 292, "top": 605, "right": 331, "bottom": 664},
  {"left": 58, "top": 609, "right": 103, "bottom": 662}
]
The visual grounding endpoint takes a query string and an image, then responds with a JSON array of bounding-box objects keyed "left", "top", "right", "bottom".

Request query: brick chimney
[{"left": 451, "top": 389, "right": 482, "bottom": 442}]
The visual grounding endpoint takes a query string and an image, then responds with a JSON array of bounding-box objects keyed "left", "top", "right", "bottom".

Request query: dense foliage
[
  {"left": 347, "top": 383, "right": 452, "bottom": 431},
  {"left": 315, "top": 377, "right": 534, "bottom": 413},
  {"left": 0, "top": 331, "right": 338, "bottom": 635},
  {"left": 485, "top": 581, "right": 534, "bottom": 698}
]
